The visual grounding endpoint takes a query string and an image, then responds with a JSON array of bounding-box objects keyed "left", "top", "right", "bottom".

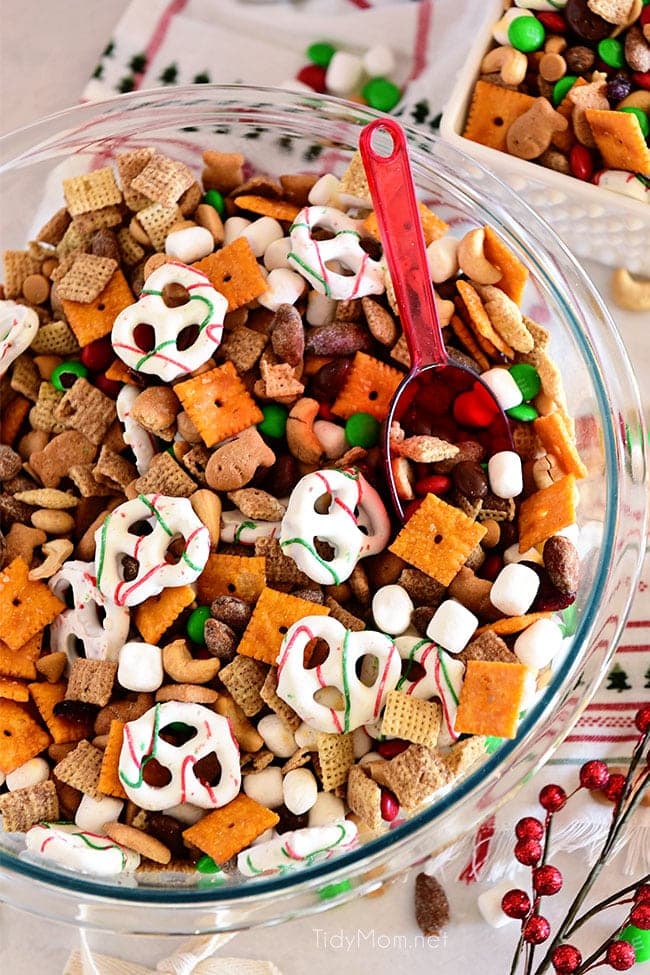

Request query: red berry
[
  {"left": 377, "top": 739, "right": 409, "bottom": 759},
  {"left": 605, "top": 940, "right": 636, "bottom": 970},
  {"left": 602, "top": 772, "right": 626, "bottom": 804},
  {"left": 630, "top": 903, "right": 650, "bottom": 930},
  {"left": 80, "top": 336, "right": 114, "bottom": 373},
  {"left": 635, "top": 884, "right": 650, "bottom": 905},
  {"left": 523, "top": 915, "right": 551, "bottom": 945},
  {"left": 297, "top": 64, "right": 327, "bottom": 93},
  {"left": 514, "top": 838, "right": 542, "bottom": 866},
  {"left": 551, "top": 945, "right": 582, "bottom": 974},
  {"left": 533, "top": 864, "right": 563, "bottom": 897},
  {"left": 414, "top": 474, "right": 452, "bottom": 497},
  {"left": 642, "top": 5, "right": 650, "bottom": 28},
  {"left": 569, "top": 144, "right": 594, "bottom": 182},
  {"left": 635, "top": 705, "right": 650, "bottom": 734},
  {"left": 539, "top": 784, "right": 567, "bottom": 812},
  {"left": 94, "top": 374, "right": 122, "bottom": 398},
  {"left": 516, "top": 817, "right": 545, "bottom": 841},
  {"left": 537, "top": 11, "right": 566, "bottom": 33},
  {"left": 501, "top": 889, "right": 531, "bottom": 919},
  {"left": 317, "top": 401, "right": 335, "bottom": 421},
  {"left": 580, "top": 759, "right": 610, "bottom": 790},
  {"left": 380, "top": 788, "right": 399, "bottom": 822},
  {"left": 633, "top": 71, "right": 650, "bottom": 91}
]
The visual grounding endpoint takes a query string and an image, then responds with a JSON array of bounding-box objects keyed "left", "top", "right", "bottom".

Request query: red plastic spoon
[{"left": 359, "top": 118, "right": 513, "bottom": 520}]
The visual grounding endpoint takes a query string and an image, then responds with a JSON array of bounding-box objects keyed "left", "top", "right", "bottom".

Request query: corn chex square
[{"left": 381, "top": 691, "right": 442, "bottom": 748}]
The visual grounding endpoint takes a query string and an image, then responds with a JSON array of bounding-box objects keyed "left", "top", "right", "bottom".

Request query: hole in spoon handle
[{"left": 359, "top": 119, "right": 447, "bottom": 370}]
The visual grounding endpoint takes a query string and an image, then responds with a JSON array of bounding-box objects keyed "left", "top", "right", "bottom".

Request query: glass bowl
[{"left": 0, "top": 85, "right": 646, "bottom": 936}]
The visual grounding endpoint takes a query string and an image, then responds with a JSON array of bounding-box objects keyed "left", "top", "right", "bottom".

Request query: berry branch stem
[{"left": 565, "top": 873, "right": 650, "bottom": 938}]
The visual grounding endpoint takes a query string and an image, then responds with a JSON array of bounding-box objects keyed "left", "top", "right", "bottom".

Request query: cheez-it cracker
[
  {"left": 0, "top": 558, "right": 64, "bottom": 650},
  {"left": 455, "top": 660, "right": 530, "bottom": 739}
]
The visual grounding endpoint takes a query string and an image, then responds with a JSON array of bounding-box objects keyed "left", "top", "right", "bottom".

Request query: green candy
[
  {"left": 258, "top": 403, "right": 288, "bottom": 439},
  {"left": 597, "top": 37, "right": 624, "bottom": 69},
  {"left": 203, "top": 188, "right": 225, "bottom": 218},
  {"left": 50, "top": 361, "right": 88, "bottom": 392},
  {"left": 507, "top": 402, "right": 539, "bottom": 422},
  {"left": 345, "top": 412, "right": 380, "bottom": 448},
  {"left": 552, "top": 75, "right": 578, "bottom": 107},
  {"left": 362, "top": 77, "right": 402, "bottom": 113},
  {"left": 619, "top": 925, "right": 650, "bottom": 963},
  {"left": 196, "top": 854, "right": 222, "bottom": 874},
  {"left": 318, "top": 879, "right": 352, "bottom": 901},
  {"left": 186, "top": 605, "right": 211, "bottom": 645},
  {"left": 507, "top": 16, "right": 545, "bottom": 53},
  {"left": 509, "top": 362, "right": 541, "bottom": 401},
  {"left": 307, "top": 41, "right": 336, "bottom": 68},
  {"left": 619, "top": 106, "right": 650, "bottom": 140}
]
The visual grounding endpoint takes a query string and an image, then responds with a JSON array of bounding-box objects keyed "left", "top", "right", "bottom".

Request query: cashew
[
  {"left": 215, "top": 694, "right": 264, "bottom": 752},
  {"left": 457, "top": 228, "right": 502, "bottom": 285},
  {"left": 285, "top": 397, "right": 325, "bottom": 464},
  {"left": 31, "top": 509, "right": 75, "bottom": 535},
  {"left": 618, "top": 90, "right": 650, "bottom": 111},
  {"left": 611, "top": 268, "right": 650, "bottom": 312},
  {"left": 434, "top": 291, "right": 454, "bottom": 328},
  {"left": 480, "top": 45, "right": 527, "bottom": 86},
  {"left": 162, "top": 638, "right": 221, "bottom": 685},
  {"left": 190, "top": 488, "right": 222, "bottom": 548},
  {"left": 426, "top": 236, "right": 459, "bottom": 284},
  {"left": 28, "top": 538, "right": 74, "bottom": 580}
]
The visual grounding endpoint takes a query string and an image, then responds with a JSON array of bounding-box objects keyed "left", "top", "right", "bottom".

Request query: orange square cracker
[
  {"left": 534, "top": 413, "right": 587, "bottom": 479},
  {"left": 463, "top": 81, "right": 535, "bottom": 152},
  {"left": 332, "top": 352, "right": 404, "bottom": 421},
  {"left": 455, "top": 659, "right": 529, "bottom": 739},
  {"left": 29, "top": 680, "right": 94, "bottom": 744},
  {"left": 194, "top": 237, "right": 267, "bottom": 312},
  {"left": 238, "top": 586, "right": 329, "bottom": 665},
  {"left": 62, "top": 269, "right": 134, "bottom": 347},
  {"left": 196, "top": 554, "right": 266, "bottom": 605},
  {"left": 483, "top": 226, "right": 529, "bottom": 306},
  {"left": 134, "top": 585, "right": 195, "bottom": 645},
  {"left": 475, "top": 611, "right": 553, "bottom": 637},
  {"left": 174, "top": 361, "right": 263, "bottom": 448},
  {"left": 0, "top": 679, "right": 30, "bottom": 702},
  {"left": 364, "top": 202, "right": 448, "bottom": 246},
  {"left": 0, "top": 557, "right": 65, "bottom": 650},
  {"left": 518, "top": 474, "right": 577, "bottom": 553},
  {"left": 0, "top": 631, "right": 42, "bottom": 680},
  {"left": 98, "top": 719, "right": 128, "bottom": 799},
  {"left": 0, "top": 699, "right": 51, "bottom": 774},
  {"left": 585, "top": 108, "right": 650, "bottom": 174},
  {"left": 0, "top": 395, "right": 30, "bottom": 446},
  {"left": 182, "top": 793, "right": 279, "bottom": 864},
  {"left": 233, "top": 194, "right": 300, "bottom": 223},
  {"left": 390, "top": 493, "right": 486, "bottom": 587}
]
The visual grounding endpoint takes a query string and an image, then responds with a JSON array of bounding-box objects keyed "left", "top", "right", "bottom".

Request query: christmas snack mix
[{"left": 0, "top": 139, "right": 587, "bottom": 881}]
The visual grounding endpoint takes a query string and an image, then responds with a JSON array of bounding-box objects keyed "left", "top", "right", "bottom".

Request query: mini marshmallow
[
  {"left": 240, "top": 216, "right": 284, "bottom": 258},
  {"left": 257, "top": 713, "right": 297, "bottom": 758},
  {"left": 514, "top": 0, "right": 568, "bottom": 10},
  {"left": 263, "top": 236, "right": 292, "bottom": 271},
  {"left": 477, "top": 878, "right": 522, "bottom": 928},
  {"left": 514, "top": 618, "right": 564, "bottom": 670},
  {"left": 372, "top": 584, "right": 414, "bottom": 636},
  {"left": 223, "top": 216, "right": 251, "bottom": 245},
  {"left": 163, "top": 802, "right": 204, "bottom": 825},
  {"left": 313, "top": 420, "right": 347, "bottom": 460},
  {"left": 165, "top": 226, "right": 214, "bottom": 263},
  {"left": 243, "top": 766, "right": 284, "bottom": 808},
  {"left": 492, "top": 8, "right": 534, "bottom": 45},
  {"left": 6, "top": 757, "right": 49, "bottom": 792},
  {"left": 426, "top": 599, "right": 478, "bottom": 655},
  {"left": 488, "top": 451, "right": 523, "bottom": 499},
  {"left": 308, "top": 790, "right": 346, "bottom": 827},
  {"left": 503, "top": 543, "right": 543, "bottom": 565},
  {"left": 118, "top": 641, "right": 163, "bottom": 692},
  {"left": 481, "top": 368, "right": 523, "bottom": 412},
  {"left": 294, "top": 721, "right": 320, "bottom": 749},
  {"left": 326, "top": 50, "right": 364, "bottom": 96},
  {"left": 258, "top": 267, "right": 306, "bottom": 311},
  {"left": 306, "top": 291, "right": 336, "bottom": 326},
  {"left": 308, "top": 173, "right": 340, "bottom": 207},
  {"left": 490, "top": 563, "right": 540, "bottom": 616},
  {"left": 362, "top": 44, "right": 396, "bottom": 77},
  {"left": 75, "top": 793, "right": 124, "bottom": 833},
  {"left": 283, "top": 768, "right": 318, "bottom": 815},
  {"left": 352, "top": 725, "right": 373, "bottom": 759}
]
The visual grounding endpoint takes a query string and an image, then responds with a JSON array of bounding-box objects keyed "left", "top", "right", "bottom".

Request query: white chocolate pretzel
[
  {"left": 24, "top": 823, "right": 140, "bottom": 876},
  {"left": 116, "top": 384, "right": 156, "bottom": 475},
  {"left": 220, "top": 507, "right": 282, "bottom": 546},
  {"left": 238, "top": 820, "right": 358, "bottom": 876},
  {"left": 394, "top": 635, "right": 465, "bottom": 746},
  {"left": 49, "top": 559, "right": 130, "bottom": 662},
  {"left": 118, "top": 701, "right": 241, "bottom": 811},
  {"left": 94, "top": 493, "right": 210, "bottom": 607},
  {"left": 276, "top": 615, "right": 401, "bottom": 734},
  {"left": 112, "top": 261, "right": 227, "bottom": 381},
  {"left": 279, "top": 467, "right": 390, "bottom": 585},
  {"left": 288, "top": 206, "right": 385, "bottom": 300},
  {"left": 0, "top": 300, "right": 38, "bottom": 377}
]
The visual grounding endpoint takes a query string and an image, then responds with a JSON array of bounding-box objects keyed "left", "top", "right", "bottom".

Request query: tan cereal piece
[
  {"left": 254, "top": 536, "right": 312, "bottom": 591},
  {"left": 55, "top": 254, "right": 118, "bottom": 304},
  {"left": 338, "top": 151, "right": 371, "bottom": 204},
  {"left": 369, "top": 743, "right": 451, "bottom": 809},
  {"left": 443, "top": 735, "right": 487, "bottom": 780},
  {"left": 215, "top": 694, "right": 263, "bottom": 753},
  {"left": 218, "top": 655, "right": 268, "bottom": 716},
  {"left": 28, "top": 384, "right": 66, "bottom": 437},
  {"left": 53, "top": 739, "right": 103, "bottom": 798},
  {"left": 54, "top": 378, "right": 117, "bottom": 446},
  {"left": 587, "top": 0, "right": 636, "bottom": 25},
  {"left": 0, "top": 779, "right": 59, "bottom": 832},
  {"left": 227, "top": 487, "right": 285, "bottom": 522},
  {"left": 10, "top": 355, "right": 40, "bottom": 401},
  {"left": 104, "top": 821, "right": 171, "bottom": 864},
  {"left": 93, "top": 446, "right": 138, "bottom": 492},
  {"left": 162, "top": 638, "right": 220, "bottom": 685},
  {"left": 474, "top": 284, "right": 533, "bottom": 353},
  {"left": 395, "top": 435, "right": 459, "bottom": 464},
  {"left": 202, "top": 150, "right": 246, "bottom": 194},
  {"left": 63, "top": 168, "right": 122, "bottom": 216},
  {"left": 66, "top": 658, "right": 117, "bottom": 708},
  {"left": 154, "top": 684, "right": 219, "bottom": 705},
  {"left": 317, "top": 732, "right": 355, "bottom": 791},
  {"left": 5, "top": 524, "right": 47, "bottom": 566},
  {"left": 257, "top": 360, "right": 305, "bottom": 403},
  {"left": 137, "top": 203, "right": 182, "bottom": 251},
  {"left": 259, "top": 667, "right": 301, "bottom": 732},
  {"left": 131, "top": 154, "right": 195, "bottom": 209},
  {"left": 116, "top": 148, "right": 156, "bottom": 211},
  {"left": 381, "top": 691, "right": 442, "bottom": 747},
  {"left": 220, "top": 325, "right": 267, "bottom": 374},
  {"left": 30, "top": 320, "right": 80, "bottom": 357},
  {"left": 182, "top": 793, "right": 279, "bottom": 864},
  {"left": 133, "top": 451, "right": 196, "bottom": 498},
  {"left": 36, "top": 207, "right": 72, "bottom": 246},
  {"left": 324, "top": 596, "right": 366, "bottom": 632},
  {"left": 456, "top": 281, "right": 514, "bottom": 359},
  {"left": 2, "top": 251, "right": 44, "bottom": 298},
  {"left": 457, "top": 629, "right": 514, "bottom": 665},
  {"left": 346, "top": 764, "right": 383, "bottom": 831},
  {"left": 69, "top": 464, "right": 117, "bottom": 499}
]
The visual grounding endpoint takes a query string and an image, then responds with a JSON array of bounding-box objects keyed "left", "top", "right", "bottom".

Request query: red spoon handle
[{"left": 359, "top": 118, "right": 447, "bottom": 369}]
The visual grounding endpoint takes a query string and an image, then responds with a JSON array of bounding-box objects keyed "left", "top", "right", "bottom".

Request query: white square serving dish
[{"left": 439, "top": 0, "right": 650, "bottom": 275}]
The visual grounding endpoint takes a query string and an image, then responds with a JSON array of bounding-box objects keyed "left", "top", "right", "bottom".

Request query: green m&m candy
[
  {"left": 318, "top": 878, "right": 353, "bottom": 901},
  {"left": 597, "top": 37, "right": 624, "bottom": 70},
  {"left": 619, "top": 106, "right": 650, "bottom": 140},
  {"left": 203, "top": 189, "right": 225, "bottom": 218},
  {"left": 345, "top": 412, "right": 380, "bottom": 448},
  {"left": 258, "top": 402, "right": 288, "bottom": 439},
  {"left": 51, "top": 360, "right": 88, "bottom": 391},
  {"left": 509, "top": 362, "right": 541, "bottom": 401},
  {"left": 362, "top": 78, "right": 401, "bottom": 112},
  {"left": 508, "top": 16, "right": 545, "bottom": 53},
  {"left": 619, "top": 925, "right": 650, "bottom": 963},
  {"left": 307, "top": 41, "right": 336, "bottom": 68},
  {"left": 186, "top": 605, "right": 211, "bottom": 645},
  {"left": 506, "top": 402, "right": 539, "bottom": 422},
  {"left": 552, "top": 75, "right": 578, "bottom": 107},
  {"left": 196, "top": 854, "right": 221, "bottom": 874}
]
